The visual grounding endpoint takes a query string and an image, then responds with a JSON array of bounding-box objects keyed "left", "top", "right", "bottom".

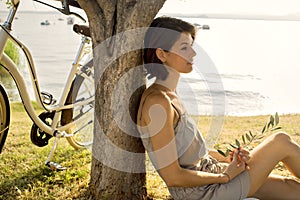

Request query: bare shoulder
[
  {"left": 139, "top": 87, "right": 174, "bottom": 124},
  {"left": 141, "top": 87, "right": 172, "bottom": 111}
]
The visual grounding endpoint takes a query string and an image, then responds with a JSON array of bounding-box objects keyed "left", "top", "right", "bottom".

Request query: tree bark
[{"left": 77, "top": 0, "right": 166, "bottom": 199}]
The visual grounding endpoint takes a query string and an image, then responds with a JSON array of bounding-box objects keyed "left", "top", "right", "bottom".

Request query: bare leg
[
  {"left": 246, "top": 132, "right": 300, "bottom": 197},
  {"left": 252, "top": 174, "right": 300, "bottom": 200}
]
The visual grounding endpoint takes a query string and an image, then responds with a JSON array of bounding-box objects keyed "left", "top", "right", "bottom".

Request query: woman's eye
[{"left": 181, "top": 47, "right": 187, "bottom": 50}]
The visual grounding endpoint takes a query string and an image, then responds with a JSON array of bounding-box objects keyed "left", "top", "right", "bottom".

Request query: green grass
[
  {"left": 1, "top": 39, "right": 21, "bottom": 80},
  {"left": 4, "top": 40, "right": 21, "bottom": 65},
  {"left": 0, "top": 102, "right": 91, "bottom": 200},
  {"left": 1, "top": 39, "right": 20, "bottom": 70},
  {"left": 1, "top": 102, "right": 300, "bottom": 199}
]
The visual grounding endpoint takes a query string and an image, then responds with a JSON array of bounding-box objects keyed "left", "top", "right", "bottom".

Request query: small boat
[
  {"left": 40, "top": 20, "right": 50, "bottom": 26},
  {"left": 193, "top": 23, "right": 210, "bottom": 30}
]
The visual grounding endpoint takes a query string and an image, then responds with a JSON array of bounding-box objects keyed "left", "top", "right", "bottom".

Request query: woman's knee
[
  {"left": 270, "top": 132, "right": 294, "bottom": 149},
  {"left": 271, "top": 132, "right": 292, "bottom": 146}
]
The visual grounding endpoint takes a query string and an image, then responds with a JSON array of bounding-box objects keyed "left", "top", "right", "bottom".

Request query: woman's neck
[{"left": 154, "top": 66, "right": 180, "bottom": 92}]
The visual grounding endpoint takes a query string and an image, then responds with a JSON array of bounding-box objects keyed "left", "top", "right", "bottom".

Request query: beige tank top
[{"left": 138, "top": 97, "right": 208, "bottom": 170}]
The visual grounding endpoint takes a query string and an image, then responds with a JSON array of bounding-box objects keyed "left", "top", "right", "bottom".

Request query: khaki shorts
[{"left": 168, "top": 170, "right": 250, "bottom": 200}]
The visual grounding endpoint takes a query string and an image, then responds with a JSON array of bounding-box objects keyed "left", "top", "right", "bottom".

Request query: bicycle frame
[{"left": 0, "top": 1, "right": 94, "bottom": 138}]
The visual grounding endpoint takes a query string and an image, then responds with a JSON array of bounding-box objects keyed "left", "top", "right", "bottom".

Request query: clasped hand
[{"left": 223, "top": 147, "right": 250, "bottom": 181}]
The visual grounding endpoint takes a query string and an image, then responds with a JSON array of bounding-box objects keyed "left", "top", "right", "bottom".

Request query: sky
[{"left": 1, "top": 0, "right": 300, "bottom": 17}]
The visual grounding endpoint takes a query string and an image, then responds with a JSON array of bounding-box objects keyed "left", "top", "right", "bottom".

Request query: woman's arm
[
  {"left": 140, "top": 93, "right": 246, "bottom": 187},
  {"left": 208, "top": 149, "right": 231, "bottom": 163}
]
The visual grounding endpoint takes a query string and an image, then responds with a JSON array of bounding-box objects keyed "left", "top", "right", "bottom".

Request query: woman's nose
[{"left": 191, "top": 47, "right": 197, "bottom": 57}]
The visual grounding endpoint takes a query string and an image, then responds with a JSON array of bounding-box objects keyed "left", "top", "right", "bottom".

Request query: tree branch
[{"left": 123, "top": 0, "right": 167, "bottom": 28}]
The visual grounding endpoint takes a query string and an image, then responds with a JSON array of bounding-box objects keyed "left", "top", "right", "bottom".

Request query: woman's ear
[{"left": 155, "top": 48, "right": 167, "bottom": 63}]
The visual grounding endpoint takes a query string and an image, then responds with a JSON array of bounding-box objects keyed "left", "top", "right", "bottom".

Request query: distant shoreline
[
  {"left": 2, "top": 10, "right": 300, "bottom": 21},
  {"left": 159, "top": 12, "right": 300, "bottom": 21}
]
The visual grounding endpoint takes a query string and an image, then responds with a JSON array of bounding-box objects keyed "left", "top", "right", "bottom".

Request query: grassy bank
[
  {"left": 1, "top": 102, "right": 300, "bottom": 199},
  {"left": 0, "top": 103, "right": 91, "bottom": 200}
]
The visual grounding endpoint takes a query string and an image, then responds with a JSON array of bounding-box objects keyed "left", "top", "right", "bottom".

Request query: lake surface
[
  {"left": 0, "top": 11, "right": 82, "bottom": 102},
  {"left": 1, "top": 11, "right": 300, "bottom": 116}
]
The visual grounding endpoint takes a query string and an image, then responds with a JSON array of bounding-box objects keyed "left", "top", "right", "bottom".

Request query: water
[
  {"left": 177, "top": 17, "right": 300, "bottom": 116},
  {"left": 0, "top": 11, "right": 81, "bottom": 101},
  {"left": 1, "top": 11, "right": 300, "bottom": 116}
]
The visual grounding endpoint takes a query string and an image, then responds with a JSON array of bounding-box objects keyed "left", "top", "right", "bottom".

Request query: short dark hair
[{"left": 143, "top": 16, "right": 196, "bottom": 80}]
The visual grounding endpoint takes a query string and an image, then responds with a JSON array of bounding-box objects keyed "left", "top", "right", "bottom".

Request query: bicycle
[{"left": 0, "top": 0, "right": 94, "bottom": 170}]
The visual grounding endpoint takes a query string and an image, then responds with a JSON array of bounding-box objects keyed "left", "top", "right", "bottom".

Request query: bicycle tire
[
  {"left": 61, "top": 60, "right": 94, "bottom": 149},
  {"left": 0, "top": 84, "right": 10, "bottom": 153}
]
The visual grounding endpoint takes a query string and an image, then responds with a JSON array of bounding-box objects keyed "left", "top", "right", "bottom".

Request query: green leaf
[
  {"left": 269, "top": 115, "right": 274, "bottom": 128},
  {"left": 242, "top": 135, "right": 246, "bottom": 144},
  {"left": 230, "top": 144, "right": 238, "bottom": 149},
  {"left": 217, "top": 149, "right": 227, "bottom": 157},
  {"left": 267, "top": 120, "right": 272, "bottom": 129},
  {"left": 275, "top": 112, "right": 279, "bottom": 126},
  {"left": 262, "top": 123, "right": 267, "bottom": 133},
  {"left": 225, "top": 149, "right": 232, "bottom": 157},
  {"left": 256, "top": 136, "right": 264, "bottom": 140},
  {"left": 271, "top": 126, "right": 282, "bottom": 131},
  {"left": 249, "top": 131, "right": 253, "bottom": 137},
  {"left": 246, "top": 133, "right": 251, "bottom": 142},
  {"left": 214, "top": 144, "right": 221, "bottom": 149},
  {"left": 235, "top": 139, "right": 241, "bottom": 148}
]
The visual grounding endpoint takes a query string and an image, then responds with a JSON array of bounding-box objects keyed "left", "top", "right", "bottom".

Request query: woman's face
[{"left": 163, "top": 32, "right": 196, "bottom": 73}]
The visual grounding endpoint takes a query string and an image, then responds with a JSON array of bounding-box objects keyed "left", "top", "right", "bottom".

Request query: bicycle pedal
[{"left": 46, "top": 161, "right": 67, "bottom": 171}]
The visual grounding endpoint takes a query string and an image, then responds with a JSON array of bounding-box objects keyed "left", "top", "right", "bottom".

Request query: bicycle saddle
[{"left": 73, "top": 24, "right": 91, "bottom": 37}]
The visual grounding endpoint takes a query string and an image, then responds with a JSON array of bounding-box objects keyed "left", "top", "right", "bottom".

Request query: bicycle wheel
[
  {"left": 61, "top": 60, "right": 94, "bottom": 149},
  {"left": 0, "top": 84, "right": 10, "bottom": 153}
]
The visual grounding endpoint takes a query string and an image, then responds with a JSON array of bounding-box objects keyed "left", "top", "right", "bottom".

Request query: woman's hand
[
  {"left": 230, "top": 147, "right": 251, "bottom": 170},
  {"left": 223, "top": 149, "right": 249, "bottom": 182}
]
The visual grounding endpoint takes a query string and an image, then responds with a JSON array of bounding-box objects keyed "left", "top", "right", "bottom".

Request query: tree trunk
[{"left": 77, "top": 0, "right": 166, "bottom": 199}]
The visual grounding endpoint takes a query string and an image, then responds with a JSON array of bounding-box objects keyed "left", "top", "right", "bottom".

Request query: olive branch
[{"left": 215, "top": 112, "right": 282, "bottom": 157}]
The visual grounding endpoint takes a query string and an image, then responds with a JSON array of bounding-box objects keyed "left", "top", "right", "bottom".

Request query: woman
[{"left": 137, "top": 16, "right": 300, "bottom": 200}]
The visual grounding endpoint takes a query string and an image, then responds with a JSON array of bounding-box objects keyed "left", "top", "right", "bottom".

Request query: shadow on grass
[
  {"left": 0, "top": 148, "right": 92, "bottom": 200},
  {"left": 0, "top": 164, "right": 58, "bottom": 199}
]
